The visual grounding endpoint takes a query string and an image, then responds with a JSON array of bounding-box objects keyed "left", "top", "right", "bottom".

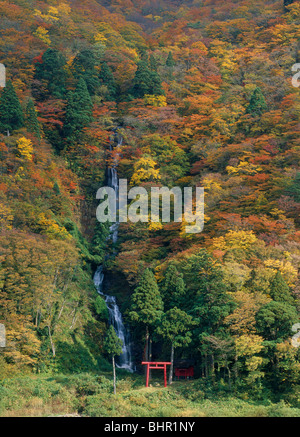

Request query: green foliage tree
[
  {"left": 131, "top": 61, "right": 150, "bottom": 98},
  {"left": 269, "top": 271, "right": 294, "bottom": 305},
  {"left": 181, "top": 250, "right": 233, "bottom": 333},
  {"left": 103, "top": 325, "right": 123, "bottom": 394},
  {"left": 256, "top": 301, "right": 298, "bottom": 341},
  {"left": 146, "top": 134, "right": 189, "bottom": 182},
  {"left": 150, "top": 69, "right": 164, "bottom": 96},
  {"left": 160, "top": 264, "right": 186, "bottom": 310},
  {"left": 179, "top": 250, "right": 234, "bottom": 377},
  {"left": 99, "top": 61, "right": 117, "bottom": 101},
  {"left": 95, "top": 295, "right": 109, "bottom": 320},
  {"left": 0, "top": 80, "right": 24, "bottom": 135},
  {"left": 72, "top": 50, "right": 100, "bottom": 95},
  {"left": 91, "top": 222, "right": 111, "bottom": 264},
  {"left": 131, "top": 61, "right": 164, "bottom": 98},
  {"left": 129, "top": 269, "right": 163, "bottom": 361},
  {"left": 34, "top": 48, "right": 67, "bottom": 99},
  {"left": 166, "top": 51, "right": 175, "bottom": 67},
  {"left": 246, "top": 86, "right": 268, "bottom": 117},
  {"left": 149, "top": 54, "right": 158, "bottom": 71},
  {"left": 63, "top": 77, "right": 93, "bottom": 143},
  {"left": 25, "top": 98, "right": 41, "bottom": 139},
  {"left": 156, "top": 307, "right": 195, "bottom": 384},
  {"left": 286, "top": 172, "right": 300, "bottom": 202}
]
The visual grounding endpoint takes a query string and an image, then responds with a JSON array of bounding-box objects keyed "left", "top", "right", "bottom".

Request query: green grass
[{"left": 0, "top": 372, "right": 300, "bottom": 417}]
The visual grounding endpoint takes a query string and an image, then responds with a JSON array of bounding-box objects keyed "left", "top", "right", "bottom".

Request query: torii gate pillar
[{"left": 141, "top": 362, "right": 172, "bottom": 387}]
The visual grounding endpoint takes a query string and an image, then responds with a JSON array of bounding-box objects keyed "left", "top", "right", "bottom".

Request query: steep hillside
[{"left": 0, "top": 0, "right": 299, "bottom": 406}]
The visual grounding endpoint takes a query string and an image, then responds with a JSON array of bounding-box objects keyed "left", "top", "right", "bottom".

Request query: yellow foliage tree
[
  {"left": 130, "top": 156, "right": 160, "bottom": 185},
  {"left": 226, "top": 160, "right": 262, "bottom": 176},
  {"left": 235, "top": 334, "right": 264, "bottom": 383},
  {"left": 213, "top": 230, "right": 257, "bottom": 251},
  {"left": 3, "top": 314, "right": 41, "bottom": 367},
  {"left": 33, "top": 26, "right": 51, "bottom": 45},
  {"left": 263, "top": 259, "right": 298, "bottom": 287},
  {"left": 225, "top": 290, "right": 269, "bottom": 334},
  {"left": 94, "top": 32, "right": 108, "bottom": 45},
  {"left": 144, "top": 94, "right": 167, "bottom": 107},
  {"left": 17, "top": 137, "right": 33, "bottom": 161},
  {"left": 0, "top": 202, "right": 13, "bottom": 230},
  {"left": 37, "top": 214, "right": 71, "bottom": 240}
]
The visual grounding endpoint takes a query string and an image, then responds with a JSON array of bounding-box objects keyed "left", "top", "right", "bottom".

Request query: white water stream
[{"left": 93, "top": 131, "right": 133, "bottom": 372}]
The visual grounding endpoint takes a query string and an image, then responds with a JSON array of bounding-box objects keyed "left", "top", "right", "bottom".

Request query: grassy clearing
[{"left": 0, "top": 373, "right": 300, "bottom": 417}]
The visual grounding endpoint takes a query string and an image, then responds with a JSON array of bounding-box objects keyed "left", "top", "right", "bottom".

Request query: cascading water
[{"left": 93, "top": 130, "right": 133, "bottom": 372}]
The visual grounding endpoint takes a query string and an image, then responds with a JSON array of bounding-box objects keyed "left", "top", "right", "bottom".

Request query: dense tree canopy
[{"left": 0, "top": 0, "right": 299, "bottom": 405}]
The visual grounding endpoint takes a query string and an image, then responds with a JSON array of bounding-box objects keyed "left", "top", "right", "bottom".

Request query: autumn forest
[{"left": 0, "top": 0, "right": 300, "bottom": 418}]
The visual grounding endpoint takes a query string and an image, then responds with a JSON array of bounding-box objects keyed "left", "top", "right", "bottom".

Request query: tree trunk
[
  {"left": 145, "top": 326, "right": 149, "bottom": 361},
  {"left": 200, "top": 354, "right": 204, "bottom": 378},
  {"left": 226, "top": 361, "right": 232, "bottom": 392},
  {"left": 211, "top": 353, "right": 215, "bottom": 382},
  {"left": 112, "top": 356, "right": 116, "bottom": 395},
  {"left": 48, "top": 325, "right": 56, "bottom": 357},
  {"left": 57, "top": 299, "right": 66, "bottom": 321},
  {"left": 149, "top": 334, "right": 152, "bottom": 382},
  {"left": 234, "top": 354, "right": 238, "bottom": 381},
  {"left": 169, "top": 343, "right": 174, "bottom": 385},
  {"left": 204, "top": 353, "right": 208, "bottom": 378},
  {"left": 35, "top": 308, "right": 41, "bottom": 328},
  {"left": 149, "top": 336, "right": 152, "bottom": 361}
]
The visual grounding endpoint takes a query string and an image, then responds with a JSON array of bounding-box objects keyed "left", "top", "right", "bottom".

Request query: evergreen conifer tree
[
  {"left": 269, "top": 271, "right": 294, "bottom": 305},
  {"left": 34, "top": 48, "right": 67, "bottom": 99},
  {"left": 150, "top": 69, "right": 164, "bottom": 96},
  {"left": 0, "top": 80, "right": 24, "bottom": 135},
  {"left": 256, "top": 301, "right": 298, "bottom": 341},
  {"left": 246, "top": 86, "right": 268, "bottom": 117},
  {"left": 99, "top": 61, "right": 117, "bottom": 101},
  {"left": 103, "top": 325, "right": 123, "bottom": 394},
  {"left": 72, "top": 50, "right": 100, "bottom": 95},
  {"left": 156, "top": 307, "right": 194, "bottom": 384},
  {"left": 287, "top": 172, "right": 300, "bottom": 202},
  {"left": 166, "top": 51, "right": 175, "bottom": 68},
  {"left": 129, "top": 269, "right": 163, "bottom": 361},
  {"left": 25, "top": 98, "right": 41, "bottom": 139},
  {"left": 131, "top": 61, "right": 164, "bottom": 98},
  {"left": 64, "top": 77, "right": 93, "bottom": 141},
  {"left": 161, "top": 264, "right": 186, "bottom": 310},
  {"left": 149, "top": 54, "right": 158, "bottom": 71}
]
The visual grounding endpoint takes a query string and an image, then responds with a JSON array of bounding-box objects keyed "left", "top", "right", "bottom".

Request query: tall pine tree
[
  {"left": 0, "top": 80, "right": 24, "bottom": 135},
  {"left": 269, "top": 271, "right": 294, "bottom": 305},
  {"left": 149, "top": 54, "right": 158, "bottom": 71},
  {"left": 63, "top": 77, "right": 93, "bottom": 142},
  {"left": 25, "top": 98, "right": 41, "bottom": 139},
  {"left": 161, "top": 264, "right": 186, "bottom": 310},
  {"left": 166, "top": 51, "right": 175, "bottom": 68},
  {"left": 131, "top": 60, "right": 164, "bottom": 99},
  {"left": 129, "top": 269, "right": 163, "bottom": 361},
  {"left": 156, "top": 307, "right": 194, "bottom": 385},
  {"left": 286, "top": 172, "right": 300, "bottom": 202},
  {"left": 34, "top": 48, "right": 67, "bottom": 100},
  {"left": 246, "top": 86, "right": 268, "bottom": 117},
  {"left": 99, "top": 61, "right": 117, "bottom": 101},
  {"left": 72, "top": 50, "right": 100, "bottom": 96}
]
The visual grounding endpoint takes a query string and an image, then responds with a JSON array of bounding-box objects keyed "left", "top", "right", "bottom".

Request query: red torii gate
[{"left": 142, "top": 362, "right": 172, "bottom": 387}]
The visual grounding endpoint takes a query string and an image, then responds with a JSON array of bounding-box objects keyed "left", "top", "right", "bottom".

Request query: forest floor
[{"left": 0, "top": 372, "right": 300, "bottom": 417}]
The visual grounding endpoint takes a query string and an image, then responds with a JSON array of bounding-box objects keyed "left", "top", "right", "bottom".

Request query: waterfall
[{"left": 93, "top": 130, "right": 134, "bottom": 372}]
